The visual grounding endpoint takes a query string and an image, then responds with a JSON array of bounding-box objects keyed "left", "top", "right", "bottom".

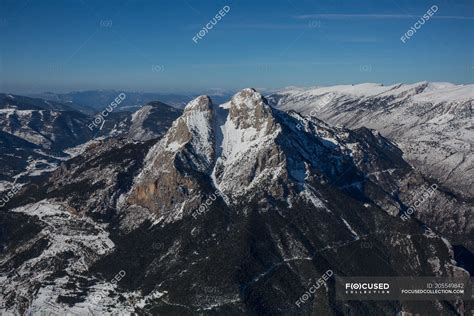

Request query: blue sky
[{"left": 1, "top": 0, "right": 473, "bottom": 93}]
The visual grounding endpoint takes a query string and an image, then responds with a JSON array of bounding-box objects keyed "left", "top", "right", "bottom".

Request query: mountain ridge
[{"left": 267, "top": 81, "right": 473, "bottom": 199}]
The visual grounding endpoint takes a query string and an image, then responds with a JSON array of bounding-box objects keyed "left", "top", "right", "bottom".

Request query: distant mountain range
[
  {"left": 29, "top": 90, "right": 234, "bottom": 112},
  {"left": 0, "top": 93, "right": 181, "bottom": 189},
  {"left": 268, "top": 81, "right": 474, "bottom": 199},
  {"left": 0, "top": 84, "right": 472, "bottom": 315}
]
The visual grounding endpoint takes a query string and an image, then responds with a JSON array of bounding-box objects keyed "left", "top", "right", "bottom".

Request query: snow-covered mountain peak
[
  {"left": 230, "top": 88, "right": 261, "bottom": 109},
  {"left": 126, "top": 103, "right": 216, "bottom": 221},
  {"left": 132, "top": 88, "right": 393, "bottom": 213},
  {"left": 228, "top": 88, "right": 275, "bottom": 132},
  {"left": 158, "top": 95, "right": 215, "bottom": 159},
  {"left": 125, "top": 84, "right": 472, "bottom": 227},
  {"left": 183, "top": 95, "right": 212, "bottom": 112}
]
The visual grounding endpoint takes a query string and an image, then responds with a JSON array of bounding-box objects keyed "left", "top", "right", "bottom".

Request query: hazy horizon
[{"left": 3, "top": 79, "right": 474, "bottom": 97}]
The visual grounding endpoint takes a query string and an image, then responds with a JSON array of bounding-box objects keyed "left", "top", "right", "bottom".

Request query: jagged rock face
[
  {"left": 126, "top": 96, "right": 215, "bottom": 220},
  {"left": 228, "top": 88, "right": 276, "bottom": 130},
  {"left": 1, "top": 89, "right": 472, "bottom": 315}
]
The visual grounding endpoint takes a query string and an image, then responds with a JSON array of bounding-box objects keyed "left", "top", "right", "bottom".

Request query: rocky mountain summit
[{"left": 1, "top": 89, "right": 471, "bottom": 315}]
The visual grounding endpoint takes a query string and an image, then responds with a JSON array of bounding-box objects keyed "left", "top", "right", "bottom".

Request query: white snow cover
[
  {"left": 0, "top": 109, "right": 36, "bottom": 116},
  {"left": 128, "top": 105, "right": 154, "bottom": 140},
  {"left": 275, "top": 82, "right": 474, "bottom": 103},
  {"left": 183, "top": 99, "right": 214, "bottom": 163},
  {"left": 0, "top": 200, "right": 118, "bottom": 313},
  {"left": 131, "top": 104, "right": 152, "bottom": 123},
  {"left": 220, "top": 117, "right": 265, "bottom": 166},
  {"left": 10, "top": 200, "right": 115, "bottom": 256},
  {"left": 340, "top": 217, "right": 360, "bottom": 240}
]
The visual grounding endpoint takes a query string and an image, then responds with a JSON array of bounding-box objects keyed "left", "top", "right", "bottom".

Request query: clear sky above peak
[{"left": 1, "top": 0, "right": 473, "bottom": 94}]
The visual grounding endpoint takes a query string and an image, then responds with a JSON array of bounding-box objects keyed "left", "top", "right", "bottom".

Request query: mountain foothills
[
  {"left": 0, "top": 85, "right": 472, "bottom": 315},
  {"left": 0, "top": 93, "right": 181, "bottom": 190}
]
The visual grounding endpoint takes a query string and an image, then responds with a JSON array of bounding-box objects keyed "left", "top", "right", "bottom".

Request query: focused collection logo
[
  {"left": 336, "top": 277, "right": 397, "bottom": 300},
  {"left": 345, "top": 282, "right": 390, "bottom": 294}
]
